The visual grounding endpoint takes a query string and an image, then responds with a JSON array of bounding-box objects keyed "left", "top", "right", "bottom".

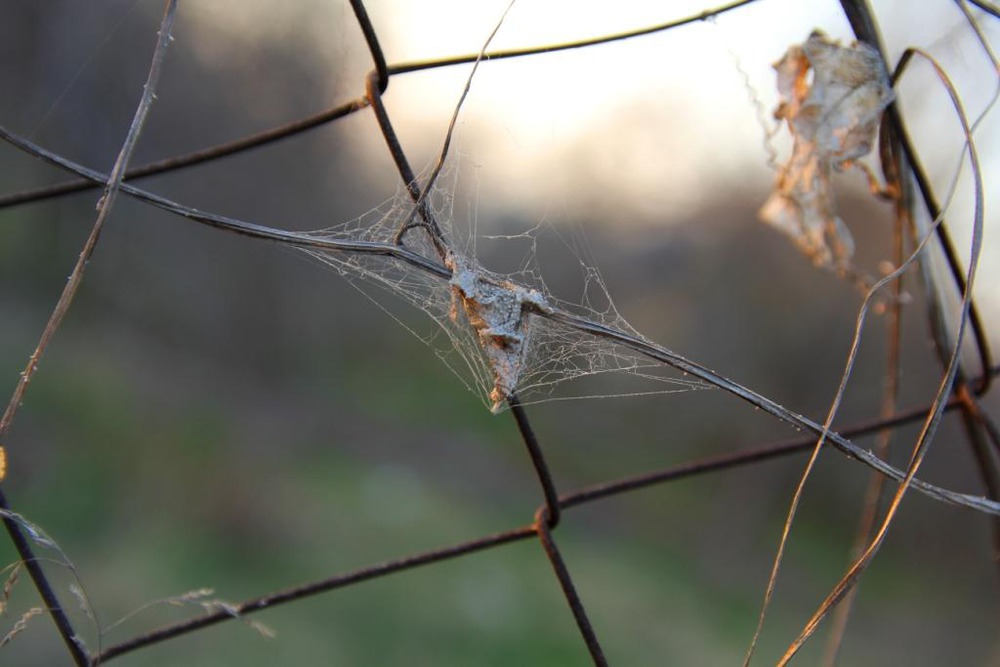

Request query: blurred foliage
[{"left": 0, "top": 2, "right": 996, "bottom": 665}]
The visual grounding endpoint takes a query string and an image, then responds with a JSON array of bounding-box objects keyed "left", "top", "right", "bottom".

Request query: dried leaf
[{"left": 760, "top": 30, "right": 894, "bottom": 270}]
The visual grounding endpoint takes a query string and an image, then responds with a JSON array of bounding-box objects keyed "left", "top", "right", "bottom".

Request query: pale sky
[{"left": 183, "top": 0, "right": 999, "bottom": 354}]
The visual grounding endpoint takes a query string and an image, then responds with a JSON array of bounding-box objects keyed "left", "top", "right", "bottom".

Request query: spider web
[
  {"left": 0, "top": 2, "right": 997, "bottom": 664},
  {"left": 298, "top": 161, "right": 711, "bottom": 412}
]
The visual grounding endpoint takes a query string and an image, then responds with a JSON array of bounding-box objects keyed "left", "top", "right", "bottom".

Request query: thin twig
[
  {"left": 0, "top": 0, "right": 178, "bottom": 441},
  {"left": 967, "top": 0, "right": 1000, "bottom": 19},
  {"left": 779, "top": 44, "right": 985, "bottom": 664},
  {"left": 955, "top": 386, "right": 1000, "bottom": 570},
  {"left": 393, "top": 0, "right": 517, "bottom": 246},
  {"left": 744, "top": 173, "right": 931, "bottom": 665},
  {"left": 0, "top": 3, "right": 178, "bottom": 664},
  {"left": 0, "top": 3, "right": 994, "bottom": 664},
  {"left": 364, "top": 70, "right": 448, "bottom": 258},
  {"left": 89, "top": 379, "right": 1000, "bottom": 662},
  {"left": 1, "top": 120, "right": 996, "bottom": 517},
  {"left": 546, "top": 309, "right": 1000, "bottom": 516},
  {"left": 0, "top": 0, "right": 760, "bottom": 211},
  {"left": 558, "top": 391, "right": 981, "bottom": 509},
  {"left": 842, "top": 0, "right": 994, "bottom": 395},
  {"left": 822, "top": 118, "right": 909, "bottom": 667}
]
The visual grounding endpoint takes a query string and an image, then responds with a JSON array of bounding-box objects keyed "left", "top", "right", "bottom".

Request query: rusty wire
[{"left": 0, "top": 1, "right": 998, "bottom": 665}]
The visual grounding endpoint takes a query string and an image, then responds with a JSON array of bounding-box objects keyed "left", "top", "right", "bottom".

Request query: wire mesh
[{"left": 0, "top": 1, "right": 998, "bottom": 664}]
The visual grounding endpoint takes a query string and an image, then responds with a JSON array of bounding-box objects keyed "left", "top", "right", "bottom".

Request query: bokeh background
[{"left": 1, "top": 1, "right": 998, "bottom": 664}]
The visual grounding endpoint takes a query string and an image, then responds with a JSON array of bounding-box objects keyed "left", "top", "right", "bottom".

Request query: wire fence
[{"left": 0, "top": 0, "right": 998, "bottom": 664}]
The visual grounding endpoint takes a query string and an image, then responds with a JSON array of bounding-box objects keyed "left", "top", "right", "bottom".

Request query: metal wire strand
[
  {"left": 0, "top": 488, "right": 89, "bottom": 666},
  {"left": 0, "top": 1, "right": 996, "bottom": 664},
  {"left": 534, "top": 506, "right": 607, "bottom": 666},
  {"left": 0, "top": 1, "right": 761, "bottom": 212},
  {"left": 89, "top": 376, "right": 996, "bottom": 662}
]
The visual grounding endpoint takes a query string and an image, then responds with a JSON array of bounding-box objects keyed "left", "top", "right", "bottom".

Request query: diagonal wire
[
  {"left": 0, "top": 0, "right": 177, "bottom": 440},
  {"left": 0, "top": 488, "right": 88, "bottom": 666},
  {"left": 840, "top": 0, "right": 994, "bottom": 395},
  {"left": 348, "top": 0, "right": 388, "bottom": 93},
  {"left": 1, "top": 119, "right": 996, "bottom": 517},
  {"left": 365, "top": 69, "right": 448, "bottom": 257},
  {"left": 0, "top": 4, "right": 995, "bottom": 663},
  {"left": 88, "top": 373, "right": 994, "bottom": 662},
  {"left": 93, "top": 525, "right": 537, "bottom": 663},
  {"left": 535, "top": 507, "right": 607, "bottom": 666},
  {"left": 356, "top": 4, "right": 603, "bottom": 660},
  {"left": 509, "top": 394, "right": 561, "bottom": 526},
  {"left": 841, "top": 0, "right": 993, "bottom": 394},
  {"left": 821, "top": 115, "right": 909, "bottom": 667},
  {"left": 88, "top": 378, "right": 997, "bottom": 662},
  {"left": 393, "top": 0, "right": 516, "bottom": 247},
  {"left": 968, "top": 0, "right": 1000, "bottom": 18},
  {"left": 0, "top": 0, "right": 760, "bottom": 211},
  {"left": 744, "top": 152, "right": 969, "bottom": 663},
  {"left": 778, "top": 42, "right": 986, "bottom": 664},
  {"left": 0, "top": 3, "right": 178, "bottom": 664}
]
